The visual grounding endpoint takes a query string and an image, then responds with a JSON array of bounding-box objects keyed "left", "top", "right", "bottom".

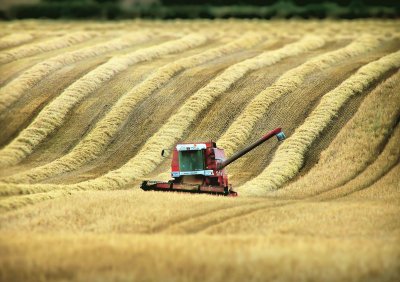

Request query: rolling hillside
[{"left": 0, "top": 19, "right": 399, "bottom": 281}]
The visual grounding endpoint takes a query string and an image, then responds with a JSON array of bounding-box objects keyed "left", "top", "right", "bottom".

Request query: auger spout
[{"left": 217, "top": 128, "right": 286, "bottom": 170}]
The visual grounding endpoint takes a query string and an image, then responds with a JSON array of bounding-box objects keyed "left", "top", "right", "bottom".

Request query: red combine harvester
[{"left": 141, "top": 128, "right": 286, "bottom": 196}]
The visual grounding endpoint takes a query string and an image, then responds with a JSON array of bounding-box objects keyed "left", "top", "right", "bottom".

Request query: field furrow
[
  {"left": 0, "top": 38, "right": 227, "bottom": 180},
  {"left": 0, "top": 37, "right": 188, "bottom": 172},
  {"left": 148, "top": 40, "right": 345, "bottom": 181},
  {"left": 56, "top": 40, "right": 288, "bottom": 183}
]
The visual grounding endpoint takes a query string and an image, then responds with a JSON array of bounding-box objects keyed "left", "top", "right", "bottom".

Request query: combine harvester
[{"left": 141, "top": 128, "right": 286, "bottom": 196}]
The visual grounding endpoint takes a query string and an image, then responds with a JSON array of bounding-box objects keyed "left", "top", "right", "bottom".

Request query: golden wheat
[
  {"left": 241, "top": 50, "right": 400, "bottom": 196},
  {"left": 0, "top": 34, "right": 208, "bottom": 167},
  {"left": 345, "top": 163, "right": 400, "bottom": 200},
  {"left": 0, "top": 191, "right": 68, "bottom": 212},
  {"left": 1, "top": 33, "right": 265, "bottom": 184},
  {"left": 0, "top": 32, "right": 96, "bottom": 65},
  {"left": 0, "top": 32, "right": 153, "bottom": 114},
  {"left": 217, "top": 35, "right": 383, "bottom": 156},
  {"left": 312, "top": 125, "right": 400, "bottom": 201},
  {"left": 1, "top": 231, "right": 398, "bottom": 282}
]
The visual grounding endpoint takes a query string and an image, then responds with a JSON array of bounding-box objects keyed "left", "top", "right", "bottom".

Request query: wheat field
[{"left": 0, "top": 19, "right": 399, "bottom": 282}]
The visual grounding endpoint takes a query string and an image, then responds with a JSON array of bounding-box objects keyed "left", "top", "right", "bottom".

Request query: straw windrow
[
  {"left": 0, "top": 35, "right": 326, "bottom": 196},
  {"left": 217, "top": 36, "right": 383, "bottom": 157},
  {"left": 0, "top": 32, "right": 96, "bottom": 64},
  {"left": 69, "top": 35, "right": 326, "bottom": 191},
  {"left": 0, "top": 33, "right": 34, "bottom": 50},
  {"left": 241, "top": 50, "right": 400, "bottom": 196},
  {"left": 0, "top": 32, "right": 153, "bottom": 114},
  {"left": 0, "top": 34, "right": 208, "bottom": 167},
  {"left": 274, "top": 71, "right": 400, "bottom": 199},
  {"left": 1, "top": 33, "right": 265, "bottom": 184}
]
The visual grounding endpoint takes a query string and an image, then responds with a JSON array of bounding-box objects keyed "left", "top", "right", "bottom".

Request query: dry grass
[{"left": 0, "top": 36, "right": 325, "bottom": 199}]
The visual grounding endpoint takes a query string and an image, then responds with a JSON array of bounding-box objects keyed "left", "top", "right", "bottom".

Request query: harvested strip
[
  {"left": 70, "top": 35, "right": 325, "bottom": 190},
  {"left": 0, "top": 34, "right": 208, "bottom": 167},
  {"left": 0, "top": 32, "right": 96, "bottom": 65},
  {"left": 275, "top": 71, "right": 400, "bottom": 199},
  {"left": 241, "top": 50, "right": 400, "bottom": 196},
  {"left": 0, "top": 32, "right": 153, "bottom": 114},
  {"left": 0, "top": 33, "right": 34, "bottom": 50},
  {"left": 2, "top": 33, "right": 265, "bottom": 184},
  {"left": 218, "top": 36, "right": 383, "bottom": 157}
]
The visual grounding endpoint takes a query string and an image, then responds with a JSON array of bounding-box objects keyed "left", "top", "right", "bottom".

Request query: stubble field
[{"left": 0, "top": 19, "right": 399, "bottom": 281}]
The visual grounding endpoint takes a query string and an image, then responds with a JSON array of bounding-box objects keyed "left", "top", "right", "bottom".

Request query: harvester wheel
[{"left": 224, "top": 187, "right": 229, "bottom": 196}]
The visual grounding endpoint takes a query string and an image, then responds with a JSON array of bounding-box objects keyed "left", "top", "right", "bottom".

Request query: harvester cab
[{"left": 141, "top": 128, "right": 286, "bottom": 196}]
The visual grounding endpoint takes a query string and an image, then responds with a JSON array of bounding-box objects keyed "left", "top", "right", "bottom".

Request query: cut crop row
[
  {"left": 0, "top": 33, "right": 34, "bottom": 50},
  {"left": 70, "top": 35, "right": 326, "bottom": 191},
  {"left": 2, "top": 33, "right": 265, "bottom": 184},
  {"left": 0, "top": 35, "right": 325, "bottom": 199},
  {"left": 277, "top": 71, "right": 400, "bottom": 199},
  {"left": 0, "top": 32, "right": 96, "bottom": 65},
  {"left": 0, "top": 34, "right": 208, "bottom": 167},
  {"left": 241, "top": 50, "right": 400, "bottom": 196},
  {"left": 0, "top": 32, "right": 153, "bottom": 114},
  {"left": 217, "top": 36, "right": 383, "bottom": 157}
]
